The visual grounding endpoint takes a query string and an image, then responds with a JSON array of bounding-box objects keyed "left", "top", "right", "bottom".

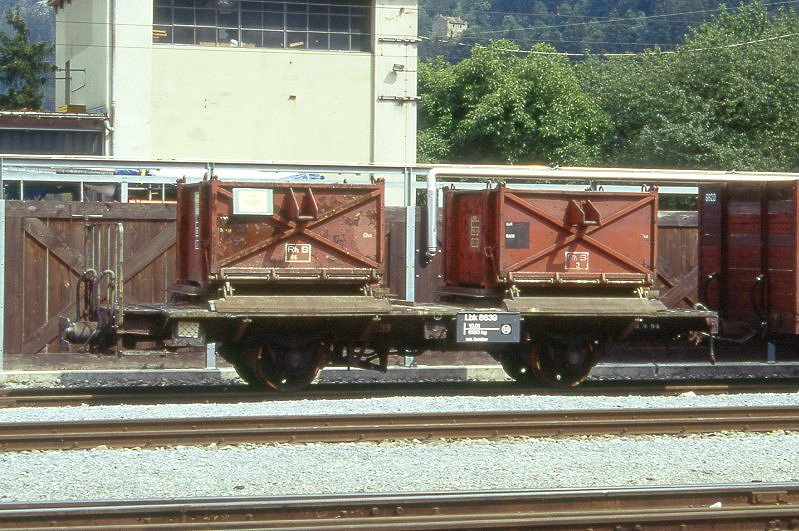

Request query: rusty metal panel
[
  {"left": 444, "top": 184, "right": 657, "bottom": 291},
  {"left": 699, "top": 182, "right": 799, "bottom": 335},
  {"left": 443, "top": 188, "right": 497, "bottom": 289},
  {"left": 176, "top": 181, "right": 206, "bottom": 289},
  {"left": 177, "top": 178, "right": 385, "bottom": 292}
]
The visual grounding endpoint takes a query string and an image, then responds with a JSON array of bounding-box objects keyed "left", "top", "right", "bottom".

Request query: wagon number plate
[{"left": 456, "top": 312, "right": 520, "bottom": 343}]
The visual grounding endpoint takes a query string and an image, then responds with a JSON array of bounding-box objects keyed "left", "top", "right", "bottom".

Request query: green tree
[
  {"left": 0, "top": 7, "right": 54, "bottom": 110},
  {"left": 579, "top": 2, "right": 799, "bottom": 170},
  {"left": 419, "top": 40, "right": 609, "bottom": 164}
]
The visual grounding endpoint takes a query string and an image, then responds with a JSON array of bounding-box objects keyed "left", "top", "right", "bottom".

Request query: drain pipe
[
  {"left": 423, "top": 165, "right": 799, "bottom": 260},
  {"left": 105, "top": 0, "right": 116, "bottom": 156},
  {"left": 425, "top": 168, "right": 439, "bottom": 259}
]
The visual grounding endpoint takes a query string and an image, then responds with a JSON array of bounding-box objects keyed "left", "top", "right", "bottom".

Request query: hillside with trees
[
  {"left": 0, "top": 0, "right": 50, "bottom": 43},
  {"left": 419, "top": 1, "right": 799, "bottom": 172},
  {"left": 0, "top": 0, "right": 53, "bottom": 109},
  {"left": 0, "top": 6, "right": 53, "bottom": 109},
  {"left": 418, "top": 0, "right": 783, "bottom": 60}
]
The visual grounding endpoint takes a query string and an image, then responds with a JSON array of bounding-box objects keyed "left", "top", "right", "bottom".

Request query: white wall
[
  {"left": 372, "top": 0, "right": 418, "bottom": 164},
  {"left": 149, "top": 48, "right": 373, "bottom": 162},
  {"left": 111, "top": 1, "right": 154, "bottom": 158},
  {"left": 54, "top": 0, "right": 109, "bottom": 113}
]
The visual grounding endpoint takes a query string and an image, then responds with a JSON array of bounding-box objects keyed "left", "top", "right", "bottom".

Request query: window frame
[{"left": 153, "top": 0, "right": 372, "bottom": 52}]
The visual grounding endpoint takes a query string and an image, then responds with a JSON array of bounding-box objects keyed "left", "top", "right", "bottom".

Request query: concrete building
[{"left": 49, "top": 0, "right": 418, "bottom": 164}]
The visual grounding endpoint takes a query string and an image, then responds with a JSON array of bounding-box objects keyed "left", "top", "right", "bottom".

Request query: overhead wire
[
  {"left": 17, "top": 0, "right": 799, "bottom": 58},
  {"left": 427, "top": 0, "right": 799, "bottom": 38},
  {"left": 421, "top": 31, "right": 799, "bottom": 58},
  {"left": 435, "top": 0, "right": 799, "bottom": 20}
]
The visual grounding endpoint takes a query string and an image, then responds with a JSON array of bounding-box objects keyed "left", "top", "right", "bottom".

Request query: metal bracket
[
  {"left": 378, "top": 37, "right": 421, "bottom": 44},
  {"left": 223, "top": 281, "right": 234, "bottom": 298},
  {"left": 751, "top": 490, "right": 788, "bottom": 504},
  {"left": 378, "top": 95, "right": 421, "bottom": 104}
]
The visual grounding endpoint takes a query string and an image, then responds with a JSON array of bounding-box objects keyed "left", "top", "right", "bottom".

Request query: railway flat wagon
[{"left": 61, "top": 177, "right": 716, "bottom": 391}]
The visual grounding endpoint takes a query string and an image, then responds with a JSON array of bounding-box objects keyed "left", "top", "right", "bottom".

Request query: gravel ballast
[
  {"left": 1, "top": 391, "right": 799, "bottom": 423},
  {"left": 2, "top": 392, "right": 798, "bottom": 503},
  {"left": 0, "top": 432, "right": 797, "bottom": 502}
]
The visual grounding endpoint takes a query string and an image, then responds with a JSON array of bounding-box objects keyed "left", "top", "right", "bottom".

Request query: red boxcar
[
  {"left": 443, "top": 184, "right": 658, "bottom": 292},
  {"left": 176, "top": 177, "right": 385, "bottom": 294},
  {"left": 699, "top": 182, "right": 799, "bottom": 335}
]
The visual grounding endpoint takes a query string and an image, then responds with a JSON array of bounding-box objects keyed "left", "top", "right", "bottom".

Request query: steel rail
[
  {"left": 1, "top": 483, "right": 798, "bottom": 529},
  {"left": 2, "top": 380, "right": 798, "bottom": 408},
  {"left": 1, "top": 406, "right": 798, "bottom": 451}
]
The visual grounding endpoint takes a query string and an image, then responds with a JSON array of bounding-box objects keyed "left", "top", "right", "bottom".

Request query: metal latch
[
  {"left": 566, "top": 199, "right": 602, "bottom": 226},
  {"left": 288, "top": 187, "right": 319, "bottom": 221}
]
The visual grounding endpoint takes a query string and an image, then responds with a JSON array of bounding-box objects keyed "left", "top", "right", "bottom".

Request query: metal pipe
[
  {"left": 423, "top": 164, "right": 799, "bottom": 183},
  {"left": 2, "top": 157, "right": 799, "bottom": 182},
  {"left": 0, "top": 197, "right": 5, "bottom": 370},
  {"left": 403, "top": 167, "right": 416, "bottom": 301},
  {"left": 116, "top": 223, "right": 124, "bottom": 327},
  {"left": 105, "top": 0, "right": 115, "bottom": 157},
  {"left": 423, "top": 164, "right": 799, "bottom": 258},
  {"left": 425, "top": 169, "right": 438, "bottom": 258}
]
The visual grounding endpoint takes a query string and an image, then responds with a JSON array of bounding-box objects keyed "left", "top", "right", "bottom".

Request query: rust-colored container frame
[
  {"left": 176, "top": 177, "right": 386, "bottom": 294},
  {"left": 444, "top": 184, "right": 658, "bottom": 291},
  {"left": 3, "top": 201, "right": 701, "bottom": 363},
  {"left": 495, "top": 186, "right": 658, "bottom": 286}
]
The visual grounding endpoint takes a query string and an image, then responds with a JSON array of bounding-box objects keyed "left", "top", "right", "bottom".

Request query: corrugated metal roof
[{"left": 0, "top": 111, "right": 106, "bottom": 132}]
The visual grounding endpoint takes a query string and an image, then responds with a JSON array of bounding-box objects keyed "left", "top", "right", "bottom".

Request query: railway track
[
  {"left": 2, "top": 380, "right": 799, "bottom": 408},
  {"left": 1, "top": 406, "right": 798, "bottom": 451},
  {"left": 1, "top": 483, "right": 798, "bottom": 529}
]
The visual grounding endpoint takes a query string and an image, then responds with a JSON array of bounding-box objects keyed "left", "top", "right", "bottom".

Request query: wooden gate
[
  {"left": 4, "top": 201, "right": 177, "bottom": 355},
  {"left": 656, "top": 211, "right": 699, "bottom": 308}
]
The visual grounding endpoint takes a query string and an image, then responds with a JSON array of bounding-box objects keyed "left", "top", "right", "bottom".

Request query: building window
[{"left": 154, "top": 0, "right": 371, "bottom": 52}]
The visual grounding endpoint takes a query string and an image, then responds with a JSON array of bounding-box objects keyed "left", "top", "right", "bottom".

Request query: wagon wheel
[
  {"left": 218, "top": 343, "right": 266, "bottom": 389},
  {"left": 530, "top": 338, "right": 598, "bottom": 388},
  {"left": 233, "top": 360, "right": 266, "bottom": 389},
  {"left": 248, "top": 336, "right": 327, "bottom": 392},
  {"left": 497, "top": 349, "right": 539, "bottom": 386}
]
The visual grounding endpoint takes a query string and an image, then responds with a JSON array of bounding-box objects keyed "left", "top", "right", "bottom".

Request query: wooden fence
[{"left": 4, "top": 201, "right": 177, "bottom": 355}]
